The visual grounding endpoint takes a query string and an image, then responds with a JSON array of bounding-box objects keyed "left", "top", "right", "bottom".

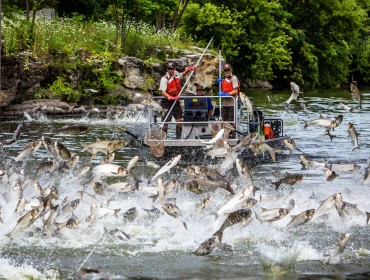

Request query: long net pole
[
  {"left": 160, "top": 37, "right": 214, "bottom": 129},
  {"left": 218, "top": 49, "right": 222, "bottom": 121}
]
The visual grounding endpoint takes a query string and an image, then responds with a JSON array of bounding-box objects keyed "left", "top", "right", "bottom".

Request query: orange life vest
[
  {"left": 221, "top": 75, "right": 240, "bottom": 94},
  {"left": 165, "top": 75, "right": 182, "bottom": 97}
]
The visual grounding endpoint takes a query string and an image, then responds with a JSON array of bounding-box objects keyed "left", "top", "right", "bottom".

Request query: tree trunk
[
  {"left": 172, "top": 0, "right": 190, "bottom": 30},
  {"left": 26, "top": 0, "right": 30, "bottom": 21}
]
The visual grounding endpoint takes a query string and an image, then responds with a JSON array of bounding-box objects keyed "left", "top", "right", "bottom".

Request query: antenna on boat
[{"left": 218, "top": 49, "right": 222, "bottom": 121}]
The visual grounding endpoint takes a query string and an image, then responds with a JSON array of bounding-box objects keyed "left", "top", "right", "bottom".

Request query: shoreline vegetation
[
  {"left": 2, "top": 14, "right": 202, "bottom": 105},
  {"left": 1, "top": 0, "right": 370, "bottom": 105}
]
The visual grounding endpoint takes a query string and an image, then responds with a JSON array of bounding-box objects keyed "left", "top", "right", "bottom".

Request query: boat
[{"left": 142, "top": 94, "right": 289, "bottom": 160}]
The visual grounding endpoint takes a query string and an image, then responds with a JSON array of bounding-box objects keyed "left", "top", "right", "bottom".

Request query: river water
[{"left": 0, "top": 88, "right": 370, "bottom": 279}]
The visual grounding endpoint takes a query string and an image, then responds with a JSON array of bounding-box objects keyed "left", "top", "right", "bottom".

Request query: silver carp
[
  {"left": 285, "top": 209, "right": 315, "bottom": 230},
  {"left": 347, "top": 122, "right": 359, "bottom": 151}
]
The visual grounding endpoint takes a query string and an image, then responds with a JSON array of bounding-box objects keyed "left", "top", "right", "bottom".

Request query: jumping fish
[
  {"left": 347, "top": 122, "right": 359, "bottom": 151},
  {"left": 14, "top": 140, "right": 43, "bottom": 162},
  {"left": 150, "top": 154, "right": 181, "bottom": 183},
  {"left": 185, "top": 178, "right": 235, "bottom": 195},
  {"left": 184, "top": 165, "right": 227, "bottom": 184},
  {"left": 283, "top": 139, "right": 303, "bottom": 154},
  {"left": 3, "top": 123, "right": 24, "bottom": 145},
  {"left": 42, "top": 136, "right": 59, "bottom": 158},
  {"left": 285, "top": 209, "right": 315, "bottom": 230},
  {"left": 81, "top": 139, "right": 126, "bottom": 158},
  {"left": 272, "top": 172, "right": 304, "bottom": 190},
  {"left": 256, "top": 199, "right": 294, "bottom": 223},
  {"left": 216, "top": 185, "right": 254, "bottom": 218},
  {"left": 162, "top": 202, "right": 187, "bottom": 230},
  {"left": 299, "top": 154, "right": 326, "bottom": 170},
  {"left": 198, "top": 129, "right": 225, "bottom": 145},
  {"left": 326, "top": 165, "right": 339, "bottom": 182},
  {"left": 248, "top": 140, "right": 281, "bottom": 162},
  {"left": 314, "top": 193, "right": 343, "bottom": 218},
  {"left": 364, "top": 163, "right": 370, "bottom": 185},
  {"left": 213, "top": 208, "right": 253, "bottom": 241},
  {"left": 193, "top": 235, "right": 221, "bottom": 256},
  {"left": 104, "top": 182, "right": 136, "bottom": 193},
  {"left": 54, "top": 141, "right": 72, "bottom": 161},
  {"left": 239, "top": 92, "right": 254, "bottom": 119},
  {"left": 196, "top": 195, "right": 213, "bottom": 211},
  {"left": 92, "top": 163, "right": 129, "bottom": 178},
  {"left": 323, "top": 129, "right": 336, "bottom": 142},
  {"left": 126, "top": 155, "right": 139, "bottom": 173},
  {"left": 339, "top": 103, "right": 355, "bottom": 113},
  {"left": 122, "top": 207, "right": 138, "bottom": 222},
  {"left": 41, "top": 204, "right": 59, "bottom": 237},
  {"left": 341, "top": 201, "right": 363, "bottom": 217},
  {"left": 6, "top": 207, "right": 42, "bottom": 238},
  {"left": 335, "top": 233, "right": 351, "bottom": 255},
  {"left": 350, "top": 81, "right": 362, "bottom": 109},
  {"left": 52, "top": 124, "right": 89, "bottom": 135},
  {"left": 284, "top": 82, "right": 302, "bottom": 105},
  {"left": 232, "top": 132, "right": 257, "bottom": 152},
  {"left": 235, "top": 158, "right": 253, "bottom": 186},
  {"left": 304, "top": 115, "right": 343, "bottom": 130}
]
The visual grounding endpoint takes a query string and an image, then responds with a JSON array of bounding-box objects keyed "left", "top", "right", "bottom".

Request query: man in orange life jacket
[
  {"left": 159, "top": 62, "right": 196, "bottom": 138},
  {"left": 217, "top": 63, "right": 240, "bottom": 137}
]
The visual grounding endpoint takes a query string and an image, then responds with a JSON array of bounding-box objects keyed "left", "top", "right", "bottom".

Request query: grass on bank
[
  {"left": 3, "top": 13, "right": 196, "bottom": 60},
  {"left": 2, "top": 14, "right": 200, "bottom": 104}
]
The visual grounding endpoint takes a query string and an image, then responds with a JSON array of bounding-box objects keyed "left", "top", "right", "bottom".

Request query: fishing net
[{"left": 144, "top": 129, "right": 167, "bottom": 158}]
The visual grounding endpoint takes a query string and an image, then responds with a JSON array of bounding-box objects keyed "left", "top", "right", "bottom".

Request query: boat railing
[{"left": 147, "top": 95, "right": 275, "bottom": 140}]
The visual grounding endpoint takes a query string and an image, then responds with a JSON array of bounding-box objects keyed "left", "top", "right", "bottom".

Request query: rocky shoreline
[{"left": 0, "top": 47, "right": 273, "bottom": 117}]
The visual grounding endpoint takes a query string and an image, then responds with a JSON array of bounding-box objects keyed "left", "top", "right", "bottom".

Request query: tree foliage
[{"left": 2, "top": 0, "right": 370, "bottom": 88}]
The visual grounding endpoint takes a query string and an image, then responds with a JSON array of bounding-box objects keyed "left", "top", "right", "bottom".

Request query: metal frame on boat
[{"left": 143, "top": 95, "right": 288, "bottom": 157}]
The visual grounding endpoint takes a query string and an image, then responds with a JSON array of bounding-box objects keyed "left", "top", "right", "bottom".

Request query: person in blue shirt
[{"left": 196, "top": 85, "right": 214, "bottom": 119}]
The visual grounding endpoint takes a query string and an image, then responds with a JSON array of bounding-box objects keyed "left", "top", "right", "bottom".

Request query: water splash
[{"left": 260, "top": 240, "right": 301, "bottom": 277}]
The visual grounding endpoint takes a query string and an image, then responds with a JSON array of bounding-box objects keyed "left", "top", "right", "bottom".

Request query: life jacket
[
  {"left": 221, "top": 75, "right": 240, "bottom": 94},
  {"left": 165, "top": 74, "right": 182, "bottom": 97}
]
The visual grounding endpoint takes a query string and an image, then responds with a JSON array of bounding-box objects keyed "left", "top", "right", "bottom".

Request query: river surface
[{"left": 0, "top": 88, "right": 370, "bottom": 279}]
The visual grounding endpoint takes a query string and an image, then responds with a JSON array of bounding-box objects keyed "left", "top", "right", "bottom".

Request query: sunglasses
[
  {"left": 223, "top": 69, "right": 231, "bottom": 72},
  {"left": 167, "top": 67, "right": 174, "bottom": 70}
]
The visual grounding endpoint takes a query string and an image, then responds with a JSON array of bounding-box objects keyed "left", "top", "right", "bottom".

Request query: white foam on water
[{"left": 0, "top": 257, "right": 60, "bottom": 280}]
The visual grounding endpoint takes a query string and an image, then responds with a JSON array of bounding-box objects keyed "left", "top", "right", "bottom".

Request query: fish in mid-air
[
  {"left": 213, "top": 208, "right": 253, "bottom": 241},
  {"left": 150, "top": 154, "right": 181, "bottom": 183},
  {"left": 284, "top": 82, "right": 302, "bottom": 105},
  {"left": 256, "top": 199, "right": 295, "bottom": 223},
  {"left": 347, "top": 122, "right": 359, "bottom": 151},
  {"left": 350, "top": 81, "right": 362, "bottom": 109},
  {"left": 193, "top": 236, "right": 221, "bottom": 256},
  {"left": 272, "top": 172, "right": 304, "bottom": 190},
  {"left": 285, "top": 209, "right": 315, "bottom": 230},
  {"left": 323, "top": 129, "right": 336, "bottom": 142},
  {"left": 162, "top": 202, "right": 187, "bottom": 230}
]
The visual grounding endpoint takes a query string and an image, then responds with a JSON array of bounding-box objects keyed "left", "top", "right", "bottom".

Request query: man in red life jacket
[
  {"left": 217, "top": 63, "right": 240, "bottom": 137},
  {"left": 159, "top": 62, "right": 195, "bottom": 139}
]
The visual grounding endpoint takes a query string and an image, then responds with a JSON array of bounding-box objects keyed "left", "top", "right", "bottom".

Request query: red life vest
[
  {"left": 221, "top": 75, "right": 240, "bottom": 94},
  {"left": 166, "top": 76, "right": 182, "bottom": 97}
]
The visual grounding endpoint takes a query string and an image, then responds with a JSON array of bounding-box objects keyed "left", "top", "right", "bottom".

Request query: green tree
[
  {"left": 281, "top": 0, "right": 367, "bottom": 88},
  {"left": 180, "top": 1, "right": 293, "bottom": 82}
]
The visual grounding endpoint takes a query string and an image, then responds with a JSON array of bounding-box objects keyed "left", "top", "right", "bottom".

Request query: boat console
[{"left": 182, "top": 97, "right": 211, "bottom": 139}]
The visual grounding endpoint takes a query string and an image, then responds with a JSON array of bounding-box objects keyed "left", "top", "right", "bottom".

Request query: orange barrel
[{"left": 264, "top": 123, "right": 274, "bottom": 139}]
